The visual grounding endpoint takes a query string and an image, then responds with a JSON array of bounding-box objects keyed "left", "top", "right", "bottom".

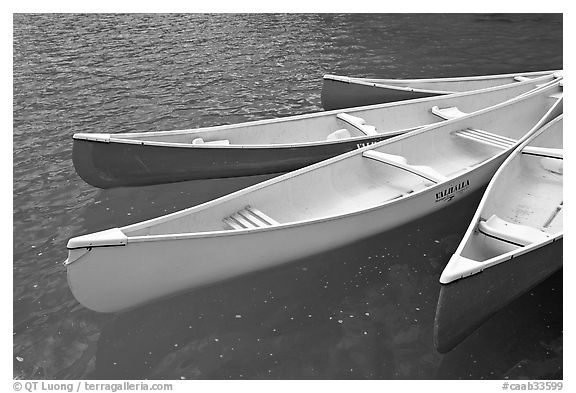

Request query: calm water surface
[{"left": 13, "top": 13, "right": 563, "bottom": 379}]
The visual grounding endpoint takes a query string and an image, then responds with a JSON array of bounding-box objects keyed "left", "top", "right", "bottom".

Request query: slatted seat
[
  {"left": 478, "top": 215, "right": 551, "bottom": 246},
  {"left": 431, "top": 106, "right": 468, "bottom": 120},
  {"left": 336, "top": 113, "right": 378, "bottom": 136},
  {"left": 452, "top": 129, "right": 517, "bottom": 149},
  {"left": 223, "top": 206, "right": 279, "bottom": 230},
  {"left": 363, "top": 150, "right": 447, "bottom": 183}
]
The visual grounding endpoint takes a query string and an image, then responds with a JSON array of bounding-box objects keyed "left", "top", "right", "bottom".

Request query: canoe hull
[
  {"left": 72, "top": 135, "right": 393, "bottom": 188},
  {"left": 434, "top": 238, "right": 562, "bottom": 353},
  {"left": 68, "top": 158, "right": 504, "bottom": 313},
  {"left": 321, "top": 77, "right": 442, "bottom": 110}
]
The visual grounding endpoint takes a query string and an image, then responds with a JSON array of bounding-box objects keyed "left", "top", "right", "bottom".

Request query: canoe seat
[
  {"left": 522, "top": 146, "right": 563, "bottom": 159},
  {"left": 478, "top": 215, "right": 551, "bottom": 247},
  {"left": 223, "top": 206, "right": 279, "bottom": 230},
  {"left": 363, "top": 150, "right": 448, "bottom": 183},
  {"left": 452, "top": 129, "right": 517, "bottom": 150},
  {"left": 522, "top": 147, "right": 563, "bottom": 174},
  {"left": 336, "top": 113, "right": 378, "bottom": 136},
  {"left": 431, "top": 106, "right": 468, "bottom": 120},
  {"left": 326, "top": 129, "right": 351, "bottom": 141},
  {"left": 514, "top": 76, "right": 532, "bottom": 82},
  {"left": 192, "top": 137, "right": 230, "bottom": 145}
]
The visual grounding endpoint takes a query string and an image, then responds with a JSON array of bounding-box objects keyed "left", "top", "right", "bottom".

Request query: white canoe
[
  {"left": 440, "top": 115, "right": 563, "bottom": 284},
  {"left": 65, "top": 80, "right": 562, "bottom": 313},
  {"left": 321, "top": 70, "right": 562, "bottom": 110},
  {"left": 434, "top": 115, "right": 563, "bottom": 353},
  {"left": 72, "top": 74, "right": 558, "bottom": 188}
]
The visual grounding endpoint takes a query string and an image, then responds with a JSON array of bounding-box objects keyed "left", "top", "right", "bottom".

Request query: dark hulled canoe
[
  {"left": 321, "top": 70, "right": 560, "bottom": 110},
  {"left": 72, "top": 134, "right": 392, "bottom": 188},
  {"left": 72, "top": 75, "right": 559, "bottom": 188}
]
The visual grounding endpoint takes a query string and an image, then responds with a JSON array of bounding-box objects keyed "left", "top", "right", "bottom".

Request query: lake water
[{"left": 13, "top": 13, "right": 563, "bottom": 380}]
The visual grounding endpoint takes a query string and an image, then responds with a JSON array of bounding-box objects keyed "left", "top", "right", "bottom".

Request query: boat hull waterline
[
  {"left": 65, "top": 80, "right": 562, "bottom": 313},
  {"left": 72, "top": 74, "right": 558, "bottom": 188}
]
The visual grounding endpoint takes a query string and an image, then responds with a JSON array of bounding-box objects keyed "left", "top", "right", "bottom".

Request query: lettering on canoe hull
[
  {"left": 435, "top": 179, "right": 470, "bottom": 203},
  {"left": 356, "top": 140, "right": 381, "bottom": 149}
]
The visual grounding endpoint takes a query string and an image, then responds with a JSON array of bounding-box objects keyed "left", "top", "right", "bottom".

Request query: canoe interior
[
  {"left": 124, "top": 84, "right": 562, "bottom": 238},
  {"left": 461, "top": 119, "right": 563, "bottom": 262},
  {"left": 98, "top": 74, "right": 556, "bottom": 147}
]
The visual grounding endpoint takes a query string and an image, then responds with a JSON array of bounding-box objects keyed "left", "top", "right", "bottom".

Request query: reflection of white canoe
[
  {"left": 71, "top": 74, "right": 557, "bottom": 189},
  {"left": 65, "top": 81, "right": 562, "bottom": 313},
  {"left": 321, "top": 70, "right": 561, "bottom": 110},
  {"left": 434, "top": 115, "right": 563, "bottom": 353}
]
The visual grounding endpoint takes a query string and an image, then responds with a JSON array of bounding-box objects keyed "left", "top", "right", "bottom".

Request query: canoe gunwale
[
  {"left": 323, "top": 70, "right": 560, "bottom": 85},
  {"left": 74, "top": 128, "right": 411, "bottom": 150},
  {"left": 323, "top": 75, "right": 455, "bottom": 95}
]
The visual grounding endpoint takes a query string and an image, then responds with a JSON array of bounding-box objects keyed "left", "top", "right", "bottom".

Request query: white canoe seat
[
  {"left": 192, "top": 137, "right": 230, "bottom": 145},
  {"left": 522, "top": 146, "right": 563, "bottom": 159},
  {"left": 336, "top": 113, "right": 378, "bottom": 136},
  {"left": 452, "top": 129, "right": 517, "bottom": 149},
  {"left": 431, "top": 106, "right": 468, "bottom": 120},
  {"left": 326, "top": 129, "right": 351, "bottom": 141},
  {"left": 514, "top": 76, "right": 532, "bottom": 82},
  {"left": 223, "top": 205, "right": 279, "bottom": 230},
  {"left": 522, "top": 146, "right": 563, "bottom": 174},
  {"left": 478, "top": 215, "right": 551, "bottom": 247},
  {"left": 363, "top": 150, "right": 448, "bottom": 184}
]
